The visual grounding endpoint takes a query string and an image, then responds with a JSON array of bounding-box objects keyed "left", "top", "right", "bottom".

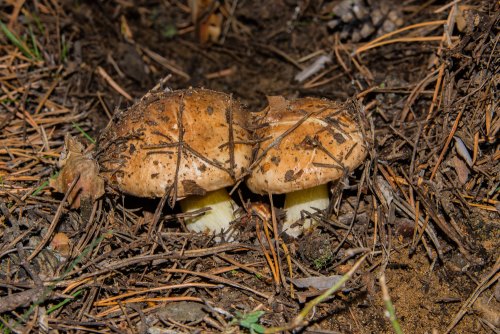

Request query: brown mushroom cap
[
  {"left": 246, "top": 96, "right": 367, "bottom": 194},
  {"left": 97, "top": 88, "right": 252, "bottom": 198}
]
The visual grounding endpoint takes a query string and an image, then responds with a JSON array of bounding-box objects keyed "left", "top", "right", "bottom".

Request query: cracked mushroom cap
[
  {"left": 246, "top": 96, "right": 367, "bottom": 194},
  {"left": 97, "top": 88, "right": 252, "bottom": 198}
]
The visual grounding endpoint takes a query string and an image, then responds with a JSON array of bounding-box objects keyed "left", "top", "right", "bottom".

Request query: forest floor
[{"left": 0, "top": 0, "right": 498, "bottom": 333}]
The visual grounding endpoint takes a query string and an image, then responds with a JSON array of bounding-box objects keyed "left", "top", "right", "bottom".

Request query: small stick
[
  {"left": 280, "top": 241, "right": 295, "bottom": 298},
  {"left": 400, "top": 67, "right": 440, "bottom": 122},
  {"left": 269, "top": 253, "right": 369, "bottom": 333},
  {"left": 445, "top": 257, "right": 500, "bottom": 334},
  {"left": 94, "top": 283, "right": 217, "bottom": 307},
  {"left": 164, "top": 268, "right": 271, "bottom": 299},
  {"left": 96, "top": 66, "right": 132, "bottom": 101},
  {"left": 34, "top": 75, "right": 61, "bottom": 114},
  {"left": 28, "top": 174, "right": 80, "bottom": 261},
  {"left": 7, "top": 0, "right": 26, "bottom": 28},
  {"left": 262, "top": 209, "right": 280, "bottom": 286},
  {"left": 226, "top": 95, "right": 236, "bottom": 179},
  {"left": 255, "top": 219, "right": 279, "bottom": 285},
  {"left": 430, "top": 107, "right": 464, "bottom": 181},
  {"left": 140, "top": 46, "right": 190, "bottom": 80},
  {"left": 255, "top": 43, "right": 303, "bottom": 70},
  {"left": 356, "top": 36, "right": 450, "bottom": 55},
  {"left": 218, "top": 254, "right": 271, "bottom": 282},
  {"left": 355, "top": 20, "right": 447, "bottom": 54},
  {"left": 170, "top": 93, "right": 186, "bottom": 206}
]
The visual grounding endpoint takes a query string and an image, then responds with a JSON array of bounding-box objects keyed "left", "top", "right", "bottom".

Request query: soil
[{"left": 0, "top": 0, "right": 498, "bottom": 333}]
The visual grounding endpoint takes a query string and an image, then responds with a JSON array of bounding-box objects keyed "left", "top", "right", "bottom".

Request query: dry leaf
[
  {"left": 50, "top": 232, "right": 71, "bottom": 257},
  {"left": 456, "top": 7, "right": 467, "bottom": 32},
  {"left": 452, "top": 156, "right": 469, "bottom": 185},
  {"left": 120, "top": 15, "right": 134, "bottom": 42},
  {"left": 375, "top": 175, "right": 394, "bottom": 208},
  {"left": 289, "top": 275, "right": 344, "bottom": 290},
  {"left": 50, "top": 135, "right": 104, "bottom": 209},
  {"left": 454, "top": 136, "right": 473, "bottom": 166},
  {"left": 189, "top": 0, "right": 222, "bottom": 43},
  {"left": 199, "top": 13, "right": 223, "bottom": 43}
]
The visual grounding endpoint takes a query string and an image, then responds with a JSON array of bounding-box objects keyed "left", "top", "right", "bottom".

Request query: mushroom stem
[
  {"left": 180, "top": 188, "right": 237, "bottom": 234},
  {"left": 283, "top": 184, "right": 330, "bottom": 238}
]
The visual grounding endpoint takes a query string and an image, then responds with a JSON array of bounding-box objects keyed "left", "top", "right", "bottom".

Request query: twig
[
  {"left": 28, "top": 174, "right": 80, "bottom": 261},
  {"left": 355, "top": 20, "right": 447, "bottom": 54},
  {"left": 356, "top": 36, "right": 454, "bottom": 55},
  {"left": 140, "top": 46, "right": 190, "bottom": 80},
  {"left": 445, "top": 257, "right": 500, "bottom": 334},
  {"left": 164, "top": 268, "right": 271, "bottom": 299},
  {"left": 96, "top": 66, "right": 133, "bottom": 101},
  {"left": 429, "top": 107, "right": 464, "bottom": 181},
  {"left": 265, "top": 253, "right": 369, "bottom": 333}
]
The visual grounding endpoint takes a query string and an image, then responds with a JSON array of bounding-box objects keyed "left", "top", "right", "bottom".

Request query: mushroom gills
[
  {"left": 283, "top": 184, "right": 330, "bottom": 238},
  {"left": 180, "top": 188, "right": 237, "bottom": 234}
]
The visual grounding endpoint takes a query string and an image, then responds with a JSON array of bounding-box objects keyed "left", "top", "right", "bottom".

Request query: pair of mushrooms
[{"left": 53, "top": 88, "right": 367, "bottom": 238}]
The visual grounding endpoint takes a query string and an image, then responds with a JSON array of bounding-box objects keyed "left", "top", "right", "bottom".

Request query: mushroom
[
  {"left": 95, "top": 88, "right": 252, "bottom": 234},
  {"left": 246, "top": 96, "right": 367, "bottom": 238}
]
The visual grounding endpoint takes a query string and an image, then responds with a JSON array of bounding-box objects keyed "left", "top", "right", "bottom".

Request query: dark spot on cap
[
  {"left": 146, "top": 120, "right": 158, "bottom": 126},
  {"left": 129, "top": 144, "right": 136, "bottom": 154},
  {"left": 284, "top": 169, "right": 304, "bottom": 182},
  {"left": 270, "top": 156, "right": 280, "bottom": 166},
  {"left": 207, "top": 106, "right": 214, "bottom": 115},
  {"left": 153, "top": 160, "right": 159, "bottom": 165},
  {"left": 333, "top": 133, "right": 346, "bottom": 144},
  {"left": 159, "top": 115, "right": 170, "bottom": 123},
  {"left": 151, "top": 173, "right": 159, "bottom": 179},
  {"left": 182, "top": 180, "right": 207, "bottom": 196},
  {"left": 198, "top": 164, "right": 207, "bottom": 172}
]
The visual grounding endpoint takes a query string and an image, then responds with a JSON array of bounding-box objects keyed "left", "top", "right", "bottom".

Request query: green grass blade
[
  {"left": 47, "top": 289, "right": 84, "bottom": 314},
  {"left": 380, "top": 274, "right": 403, "bottom": 334},
  {"left": 0, "top": 21, "right": 35, "bottom": 59},
  {"left": 265, "top": 254, "right": 369, "bottom": 333},
  {"left": 72, "top": 122, "right": 96, "bottom": 144},
  {"left": 31, "top": 13, "right": 45, "bottom": 34},
  {"left": 32, "top": 172, "right": 59, "bottom": 196},
  {"left": 61, "top": 36, "right": 69, "bottom": 63},
  {"left": 0, "top": 316, "right": 12, "bottom": 334},
  {"left": 28, "top": 25, "right": 41, "bottom": 60}
]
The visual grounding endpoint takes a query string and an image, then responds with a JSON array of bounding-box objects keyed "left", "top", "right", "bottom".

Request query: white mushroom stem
[
  {"left": 283, "top": 184, "right": 330, "bottom": 238},
  {"left": 180, "top": 188, "right": 237, "bottom": 234}
]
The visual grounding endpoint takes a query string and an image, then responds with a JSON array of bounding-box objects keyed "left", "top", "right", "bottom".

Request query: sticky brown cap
[
  {"left": 98, "top": 88, "right": 252, "bottom": 198},
  {"left": 246, "top": 96, "right": 367, "bottom": 194}
]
